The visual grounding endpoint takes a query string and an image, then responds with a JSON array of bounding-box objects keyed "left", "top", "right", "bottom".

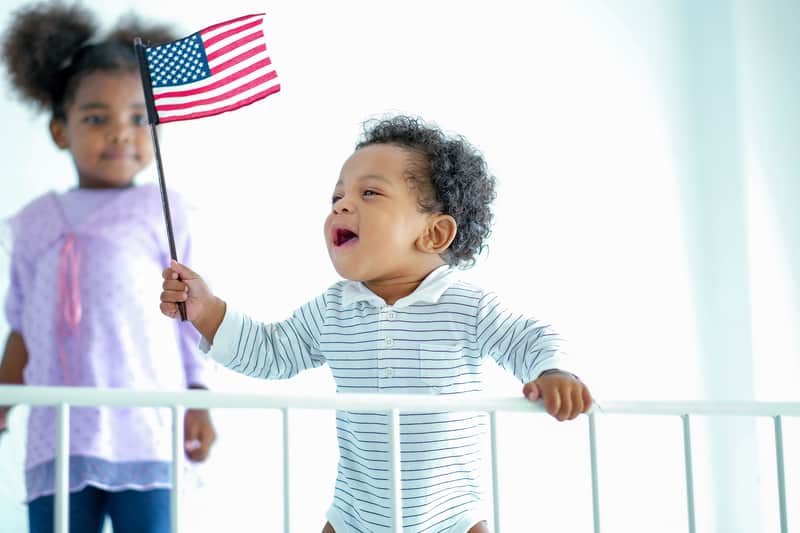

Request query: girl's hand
[
  {"left": 523, "top": 370, "right": 592, "bottom": 421},
  {"left": 0, "top": 406, "right": 9, "bottom": 442},
  {"left": 183, "top": 408, "right": 216, "bottom": 462}
]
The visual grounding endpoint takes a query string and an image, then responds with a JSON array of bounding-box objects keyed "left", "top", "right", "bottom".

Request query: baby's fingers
[
  {"left": 567, "top": 387, "right": 585, "bottom": 420},
  {"left": 161, "top": 288, "right": 187, "bottom": 304},
  {"left": 162, "top": 279, "right": 188, "bottom": 292},
  {"left": 162, "top": 267, "right": 180, "bottom": 281},
  {"left": 169, "top": 260, "right": 201, "bottom": 281},
  {"left": 160, "top": 301, "right": 181, "bottom": 319},
  {"left": 543, "top": 388, "right": 562, "bottom": 419},
  {"left": 582, "top": 385, "right": 593, "bottom": 410},
  {"left": 555, "top": 389, "right": 573, "bottom": 421},
  {"left": 160, "top": 282, "right": 188, "bottom": 318}
]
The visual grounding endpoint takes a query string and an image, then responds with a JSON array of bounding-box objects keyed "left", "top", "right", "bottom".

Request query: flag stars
[
  {"left": 143, "top": 31, "right": 218, "bottom": 87},
  {"left": 148, "top": 50, "right": 211, "bottom": 87}
]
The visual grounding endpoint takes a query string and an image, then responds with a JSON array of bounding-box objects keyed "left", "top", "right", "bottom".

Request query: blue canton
[{"left": 146, "top": 33, "right": 211, "bottom": 88}]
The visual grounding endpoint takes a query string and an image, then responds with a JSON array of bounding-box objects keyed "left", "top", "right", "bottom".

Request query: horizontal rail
[
  {"left": 0, "top": 386, "right": 546, "bottom": 412},
  {"left": 595, "top": 400, "right": 800, "bottom": 417},
  {"left": 0, "top": 386, "right": 798, "bottom": 416}
]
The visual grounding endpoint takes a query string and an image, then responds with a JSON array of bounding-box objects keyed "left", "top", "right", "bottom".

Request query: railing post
[
  {"left": 681, "top": 414, "right": 696, "bottom": 533},
  {"left": 172, "top": 405, "right": 183, "bottom": 533},
  {"left": 282, "top": 407, "right": 291, "bottom": 533},
  {"left": 774, "top": 415, "right": 787, "bottom": 533},
  {"left": 588, "top": 412, "right": 600, "bottom": 533},
  {"left": 388, "top": 408, "right": 402, "bottom": 532},
  {"left": 489, "top": 410, "right": 501, "bottom": 533},
  {"left": 55, "top": 403, "right": 70, "bottom": 533}
]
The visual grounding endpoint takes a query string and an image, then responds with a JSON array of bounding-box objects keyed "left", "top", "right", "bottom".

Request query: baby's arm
[
  {"left": 0, "top": 332, "right": 27, "bottom": 435},
  {"left": 476, "top": 291, "right": 592, "bottom": 420},
  {"left": 161, "top": 261, "right": 326, "bottom": 380}
]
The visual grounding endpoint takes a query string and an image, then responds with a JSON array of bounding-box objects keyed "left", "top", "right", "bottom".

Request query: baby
[{"left": 160, "top": 115, "right": 592, "bottom": 532}]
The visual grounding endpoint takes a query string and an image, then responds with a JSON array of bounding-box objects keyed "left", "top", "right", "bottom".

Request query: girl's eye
[
  {"left": 331, "top": 194, "right": 343, "bottom": 204},
  {"left": 362, "top": 190, "right": 378, "bottom": 197},
  {"left": 83, "top": 115, "right": 106, "bottom": 125},
  {"left": 132, "top": 114, "right": 148, "bottom": 126}
]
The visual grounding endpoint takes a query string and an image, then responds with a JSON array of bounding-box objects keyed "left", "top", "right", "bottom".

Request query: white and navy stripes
[{"left": 205, "top": 266, "right": 569, "bottom": 532}]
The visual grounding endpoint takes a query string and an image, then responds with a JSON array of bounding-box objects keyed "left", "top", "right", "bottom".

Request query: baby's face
[{"left": 324, "top": 144, "right": 434, "bottom": 283}]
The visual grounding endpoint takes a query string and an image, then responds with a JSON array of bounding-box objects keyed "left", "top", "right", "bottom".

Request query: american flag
[{"left": 142, "top": 13, "right": 280, "bottom": 123}]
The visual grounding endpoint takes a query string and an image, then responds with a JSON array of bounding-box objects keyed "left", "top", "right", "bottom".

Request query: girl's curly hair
[
  {"left": 2, "top": 1, "right": 176, "bottom": 119},
  {"left": 356, "top": 115, "right": 496, "bottom": 267}
]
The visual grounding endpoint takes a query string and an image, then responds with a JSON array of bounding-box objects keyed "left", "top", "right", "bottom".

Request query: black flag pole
[{"left": 134, "top": 37, "right": 187, "bottom": 321}]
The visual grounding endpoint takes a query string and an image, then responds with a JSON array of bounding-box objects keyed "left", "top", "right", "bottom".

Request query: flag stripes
[{"left": 144, "top": 13, "right": 280, "bottom": 123}]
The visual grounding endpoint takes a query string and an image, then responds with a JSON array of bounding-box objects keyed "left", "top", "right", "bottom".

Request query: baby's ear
[
  {"left": 416, "top": 214, "right": 457, "bottom": 255},
  {"left": 49, "top": 118, "right": 69, "bottom": 150}
]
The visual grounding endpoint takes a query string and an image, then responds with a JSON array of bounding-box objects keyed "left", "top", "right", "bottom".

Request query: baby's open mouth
[{"left": 334, "top": 228, "right": 358, "bottom": 247}]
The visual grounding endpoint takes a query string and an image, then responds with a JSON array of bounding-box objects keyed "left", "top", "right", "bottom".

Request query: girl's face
[
  {"left": 324, "top": 144, "right": 440, "bottom": 285},
  {"left": 50, "top": 71, "right": 153, "bottom": 189}
]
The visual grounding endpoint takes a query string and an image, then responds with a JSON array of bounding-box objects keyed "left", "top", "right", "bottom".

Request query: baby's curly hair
[
  {"left": 1, "top": 1, "right": 176, "bottom": 119},
  {"left": 356, "top": 115, "right": 496, "bottom": 268}
]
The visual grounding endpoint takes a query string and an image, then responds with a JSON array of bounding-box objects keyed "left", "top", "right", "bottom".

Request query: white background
[{"left": 1, "top": 1, "right": 798, "bottom": 532}]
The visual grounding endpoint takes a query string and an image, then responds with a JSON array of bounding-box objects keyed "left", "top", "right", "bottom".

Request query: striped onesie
[{"left": 203, "top": 265, "right": 570, "bottom": 532}]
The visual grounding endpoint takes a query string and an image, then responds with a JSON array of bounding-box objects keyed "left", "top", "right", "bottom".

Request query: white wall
[{"left": 1, "top": 1, "right": 798, "bottom": 532}]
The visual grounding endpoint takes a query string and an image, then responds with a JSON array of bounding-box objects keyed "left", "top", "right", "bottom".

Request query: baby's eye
[
  {"left": 132, "top": 114, "right": 148, "bottom": 126},
  {"left": 362, "top": 189, "right": 378, "bottom": 197},
  {"left": 331, "top": 194, "right": 343, "bottom": 204}
]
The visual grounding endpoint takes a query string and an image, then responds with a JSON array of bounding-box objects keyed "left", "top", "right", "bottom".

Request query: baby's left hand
[{"left": 523, "top": 370, "right": 592, "bottom": 421}]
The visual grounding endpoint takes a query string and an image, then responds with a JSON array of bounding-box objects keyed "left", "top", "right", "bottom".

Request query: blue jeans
[{"left": 28, "top": 486, "right": 171, "bottom": 533}]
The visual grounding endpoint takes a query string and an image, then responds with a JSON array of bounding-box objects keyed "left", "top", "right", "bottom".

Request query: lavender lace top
[{"left": 4, "top": 184, "right": 208, "bottom": 502}]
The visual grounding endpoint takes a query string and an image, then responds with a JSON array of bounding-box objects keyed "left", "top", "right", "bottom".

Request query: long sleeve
[
  {"left": 202, "top": 293, "right": 328, "bottom": 380},
  {"left": 3, "top": 209, "right": 32, "bottom": 334},
  {"left": 169, "top": 192, "right": 208, "bottom": 387},
  {"left": 476, "top": 290, "right": 571, "bottom": 383},
  {"left": 3, "top": 240, "right": 23, "bottom": 333}
]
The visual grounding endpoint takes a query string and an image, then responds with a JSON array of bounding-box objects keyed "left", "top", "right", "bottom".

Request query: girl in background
[{"left": 0, "top": 2, "right": 215, "bottom": 532}]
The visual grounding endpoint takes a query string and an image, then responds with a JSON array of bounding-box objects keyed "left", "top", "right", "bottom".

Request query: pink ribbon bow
[{"left": 56, "top": 233, "right": 82, "bottom": 385}]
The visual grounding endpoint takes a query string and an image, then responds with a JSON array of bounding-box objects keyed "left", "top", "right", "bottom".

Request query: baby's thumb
[
  {"left": 523, "top": 381, "right": 541, "bottom": 402},
  {"left": 170, "top": 260, "right": 200, "bottom": 281}
]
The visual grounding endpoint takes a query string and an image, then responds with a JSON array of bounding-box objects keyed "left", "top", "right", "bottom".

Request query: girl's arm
[
  {"left": 0, "top": 331, "right": 27, "bottom": 387},
  {"left": 0, "top": 332, "right": 28, "bottom": 432}
]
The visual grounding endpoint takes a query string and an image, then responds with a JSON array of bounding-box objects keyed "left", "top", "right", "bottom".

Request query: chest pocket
[{"left": 418, "top": 343, "right": 465, "bottom": 392}]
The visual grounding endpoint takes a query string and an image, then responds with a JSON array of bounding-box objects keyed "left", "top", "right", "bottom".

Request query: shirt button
[
  {"left": 385, "top": 337, "right": 394, "bottom": 346},
  {"left": 384, "top": 368, "right": 395, "bottom": 378},
  {"left": 387, "top": 311, "right": 396, "bottom": 320}
]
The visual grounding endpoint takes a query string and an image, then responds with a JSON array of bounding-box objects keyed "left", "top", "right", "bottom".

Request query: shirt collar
[{"left": 340, "top": 265, "right": 458, "bottom": 309}]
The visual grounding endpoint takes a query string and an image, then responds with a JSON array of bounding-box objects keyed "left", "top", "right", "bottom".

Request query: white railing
[{"left": 1, "top": 385, "right": 798, "bottom": 533}]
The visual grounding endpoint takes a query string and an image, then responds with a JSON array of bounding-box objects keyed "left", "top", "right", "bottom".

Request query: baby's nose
[{"left": 333, "top": 197, "right": 353, "bottom": 214}]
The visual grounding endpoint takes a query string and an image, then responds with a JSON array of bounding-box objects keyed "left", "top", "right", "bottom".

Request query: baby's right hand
[
  {"left": 160, "top": 261, "right": 214, "bottom": 323},
  {"left": 161, "top": 261, "right": 227, "bottom": 342}
]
